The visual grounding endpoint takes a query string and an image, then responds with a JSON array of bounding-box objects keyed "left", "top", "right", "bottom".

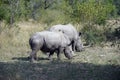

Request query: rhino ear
[{"left": 78, "top": 32, "right": 82, "bottom": 36}]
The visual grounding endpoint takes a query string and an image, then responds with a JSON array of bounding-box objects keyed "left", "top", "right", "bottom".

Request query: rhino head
[
  {"left": 75, "top": 32, "right": 84, "bottom": 52},
  {"left": 63, "top": 45, "right": 74, "bottom": 59}
]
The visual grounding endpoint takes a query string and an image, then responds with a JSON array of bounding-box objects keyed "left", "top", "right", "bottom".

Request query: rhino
[
  {"left": 29, "top": 31, "right": 74, "bottom": 62},
  {"left": 49, "top": 24, "right": 84, "bottom": 52}
]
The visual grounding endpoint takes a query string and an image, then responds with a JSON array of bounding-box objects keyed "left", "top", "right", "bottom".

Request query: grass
[
  {"left": 0, "top": 21, "right": 120, "bottom": 80},
  {"left": 0, "top": 46, "right": 120, "bottom": 80}
]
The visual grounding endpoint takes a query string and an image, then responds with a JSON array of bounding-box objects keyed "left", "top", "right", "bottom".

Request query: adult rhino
[
  {"left": 29, "top": 31, "right": 74, "bottom": 62},
  {"left": 49, "top": 24, "right": 84, "bottom": 52}
]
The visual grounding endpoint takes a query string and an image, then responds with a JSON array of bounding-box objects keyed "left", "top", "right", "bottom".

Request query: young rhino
[
  {"left": 49, "top": 24, "right": 84, "bottom": 52},
  {"left": 29, "top": 31, "right": 74, "bottom": 62}
]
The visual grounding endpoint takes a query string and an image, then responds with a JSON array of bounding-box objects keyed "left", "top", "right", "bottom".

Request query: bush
[
  {"left": 113, "top": 0, "right": 120, "bottom": 15},
  {"left": 40, "top": 9, "right": 70, "bottom": 25},
  {"left": 81, "top": 24, "right": 106, "bottom": 45},
  {"left": 62, "top": 0, "right": 116, "bottom": 25},
  {"left": 0, "top": 3, "right": 10, "bottom": 23}
]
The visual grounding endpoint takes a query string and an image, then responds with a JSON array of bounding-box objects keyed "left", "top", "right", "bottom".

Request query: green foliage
[
  {"left": 0, "top": 1, "right": 10, "bottom": 23},
  {"left": 63, "top": 0, "right": 116, "bottom": 25},
  {"left": 40, "top": 9, "right": 70, "bottom": 25},
  {"left": 81, "top": 24, "right": 106, "bottom": 45},
  {"left": 0, "top": 0, "right": 118, "bottom": 25},
  {"left": 0, "top": 0, "right": 69, "bottom": 24},
  {"left": 0, "top": 0, "right": 30, "bottom": 24},
  {"left": 113, "top": 0, "right": 120, "bottom": 15}
]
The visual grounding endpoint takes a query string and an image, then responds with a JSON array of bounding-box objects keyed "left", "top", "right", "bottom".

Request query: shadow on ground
[
  {"left": 0, "top": 60, "right": 120, "bottom": 80},
  {"left": 12, "top": 57, "right": 49, "bottom": 61}
]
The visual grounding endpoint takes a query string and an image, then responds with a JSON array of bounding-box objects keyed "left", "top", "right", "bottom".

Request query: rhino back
[
  {"left": 41, "top": 31, "right": 70, "bottom": 49},
  {"left": 50, "top": 24, "right": 78, "bottom": 41}
]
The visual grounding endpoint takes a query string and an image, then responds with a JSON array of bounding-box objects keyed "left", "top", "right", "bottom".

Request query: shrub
[
  {"left": 81, "top": 24, "right": 106, "bottom": 45},
  {"left": 40, "top": 9, "right": 70, "bottom": 25},
  {"left": 62, "top": 0, "right": 116, "bottom": 25}
]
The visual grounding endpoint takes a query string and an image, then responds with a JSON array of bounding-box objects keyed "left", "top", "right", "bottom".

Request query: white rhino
[
  {"left": 29, "top": 31, "right": 74, "bottom": 62},
  {"left": 49, "top": 24, "right": 84, "bottom": 52}
]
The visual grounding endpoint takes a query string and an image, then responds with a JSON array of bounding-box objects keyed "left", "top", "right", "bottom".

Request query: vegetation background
[{"left": 0, "top": 0, "right": 120, "bottom": 80}]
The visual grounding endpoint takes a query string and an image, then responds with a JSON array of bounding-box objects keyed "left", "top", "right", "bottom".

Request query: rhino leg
[
  {"left": 48, "top": 51, "right": 54, "bottom": 60},
  {"left": 57, "top": 52, "right": 60, "bottom": 60},
  {"left": 30, "top": 49, "right": 38, "bottom": 62},
  {"left": 57, "top": 48, "right": 63, "bottom": 60},
  {"left": 71, "top": 41, "right": 75, "bottom": 51}
]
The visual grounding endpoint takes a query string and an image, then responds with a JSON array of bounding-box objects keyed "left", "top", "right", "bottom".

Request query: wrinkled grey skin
[
  {"left": 29, "top": 31, "right": 74, "bottom": 62},
  {"left": 49, "top": 24, "right": 84, "bottom": 52}
]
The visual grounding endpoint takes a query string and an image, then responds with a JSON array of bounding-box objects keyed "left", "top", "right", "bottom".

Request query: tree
[{"left": 62, "top": 0, "right": 116, "bottom": 25}]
